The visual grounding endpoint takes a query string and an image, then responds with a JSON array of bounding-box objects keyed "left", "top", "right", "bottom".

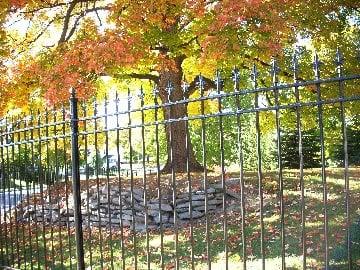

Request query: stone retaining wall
[{"left": 15, "top": 183, "right": 241, "bottom": 232}]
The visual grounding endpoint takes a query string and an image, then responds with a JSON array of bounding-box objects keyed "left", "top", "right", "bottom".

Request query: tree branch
[
  {"left": 107, "top": 73, "right": 159, "bottom": 83},
  {"left": 179, "top": 36, "right": 198, "bottom": 48},
  {"left": 58, "top": 0, "right": 79, "bottom": 44},
  {"left": 187, "top": 75, "right": 216, "bottom": 97},
  {"left": 19, "top": 2, "right": 68, "bottom": 14},
  {"left": 62, "top": 5, "right": 111, "bottom": 42}
]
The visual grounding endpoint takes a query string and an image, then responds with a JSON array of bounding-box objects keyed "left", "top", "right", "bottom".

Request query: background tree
[
  {"left": 279, "top": 129, "right": 322, "bottom": 169},
  {"left": 329, "top": 116, "right": 360, "bottom": 166},
  {"left": 1, "top": 0, "right": 359, "bottom": 172}
]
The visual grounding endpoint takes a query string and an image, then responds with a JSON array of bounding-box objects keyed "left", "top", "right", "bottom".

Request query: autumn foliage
[{"left": 0, "top": 0, "right": 358, "bottom": 111}]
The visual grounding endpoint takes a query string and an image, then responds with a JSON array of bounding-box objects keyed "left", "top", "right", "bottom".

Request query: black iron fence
[{"left": 0, "top": 52, "right": 360, "bottom": 270}]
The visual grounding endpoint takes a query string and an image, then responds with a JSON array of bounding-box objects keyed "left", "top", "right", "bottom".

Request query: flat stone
[
  {"left": 176, "top": 200, "right": 204, "bottom": 209},
  {"left": 111, "top": 197, "right": 121, "bottom": 205},
  {"left": 99, "top": 197, "right": 109, "bottom": 204},
  {"left": 175, "top": 197, "right": 189, "bottom": 204},
  {"left": 133, "top": 215, "right": 146, "bottom": 224},
  {"left": 60, "top": 208, "right": 74, "bottom": 216},
  {"left": 49, "top": 204, "right": 60, "bottom": 210},
  {"left": 148, "top": 203, "right": 173, "bottom": 212},
  {"left": 126, "top": 188, "right": 143, "bottom": 197},
  {"left": 147, "top": 209, "right": 160, "bottom": 217},
  {"left": 119, "top": 219, "right": 131, "bottom": 227},
  {"left": 50, "top": 211, "right": 60, "bottom": 223},
  {"left": 226, "top": 190, "right": 241, "bottom": 200},
  {"left": 215, "top": 193, "right": 223, "bottom": 199},
  {"left": 153, "top": 213, "right": 169, "bottom": 224},
  {"left": 176, "top": 193, "right": 190, "bottom": 199},
  {"left": 120, "top": 191, "right": 130, "bottom": 196},
  {"left": 22, "top": 209, "right": 35, "bottom": 219},
  {"left": 101, "top": 185, "right": 115, "bottom": 195},
  {"left": 81, "top": 191, "right": 89, "bottom": 200},
  {"left": 211, "top": 184, "right": 223, "bottom": 190},
  {"left": 108, "top": 218, "right": 121, "bottom": 224},
  {"left": 191, "top": 194, "right": 206, "bottom": 201},
  {"left": 121, "top": 214, "right": 133, "bottom": 221},
  {"left": 91, "top": 220, "right": 109, "bottom": 227},
  {"left": 133, "top": 203, "right": 145, "bottom": 212},
  {"left": 134, "top": 223, "right": 146, "bottom": 232},
  {"left": 193, "top": 205, "right": 217, "bottom": 211},
  {"left": 81, "top": 209, "right": 90, "bottom": 215},
  {"left": 108, "top": 204, "right": 121, "bottom": 211},
  {"left": 89, "top": 203, "right": 98, "bottom": 210},
  {"left": 208, "top": 199, "right": 223, "bottom": 205},
  {"left": 178, "top": 211, "right": 204, "bottom": 220},
  {"left": 119, "top": 209, "right": 134, "bottom": 216},
  {"left": 133, "top": 194, "right": 144, "bottom": 202},
  {"left": 89, "top": 216, "right": 102, "bottom": 222}
]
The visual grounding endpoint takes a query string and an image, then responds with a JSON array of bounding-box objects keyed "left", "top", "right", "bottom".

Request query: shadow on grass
[{"left": 1, "top": 168, "right": 359, "bottom": 269}]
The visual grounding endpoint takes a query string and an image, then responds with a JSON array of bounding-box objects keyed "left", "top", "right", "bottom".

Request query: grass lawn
[{"left": 1, "top": 168, "right": 360, "bottom": 269}]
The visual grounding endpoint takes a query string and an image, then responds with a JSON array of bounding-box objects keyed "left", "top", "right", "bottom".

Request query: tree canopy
[
  {"left": 0, "top": 0, "right": 359, "bottom": 172},
  {"left": 0, "top": 0, "right": 359, "bottom": 111}
]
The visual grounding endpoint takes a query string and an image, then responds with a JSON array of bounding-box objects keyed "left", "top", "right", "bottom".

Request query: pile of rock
[{"left": 13, "top": 183, "right": 239, "bottom": 232}]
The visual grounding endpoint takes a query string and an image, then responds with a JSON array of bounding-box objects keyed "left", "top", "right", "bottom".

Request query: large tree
[{"left": 1, "top": 0, "right": 359, "bottom": 172}]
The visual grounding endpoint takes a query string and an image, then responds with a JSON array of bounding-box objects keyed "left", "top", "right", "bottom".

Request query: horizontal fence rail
[{"left": 0, "top": 51, "right": 360, "bottom": 270}]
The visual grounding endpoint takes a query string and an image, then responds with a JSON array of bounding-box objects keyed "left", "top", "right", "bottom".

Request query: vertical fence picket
[
  {"left": 215, "top": 70, "right": 228, "bottom": 270},
  {"left": 272, "top": 59, "right": 286, "bottom": 270},
  {"left": 183, "top": 79, "right": 195, "bottom": 270},
  {"left": 5, "top": 117, "right": 16, "bottom": 265},
  {"left": 293, "top": 52, "right": 306, "bottom": 270},
  {"left": 127, "top": 88, "right": 138, "bottom": 270},
  {"left": 252, "top": 64, "right": 266, "bottom": 270},
  {"left": 22, "top": 115, "right": 32, "bottom": 269},
  {"left": 139, "top": 86, "right": 151, "bottom": 270},
  {"left": 314, "top": 53, "right": 329, "bottom": 269},
  {"left": 233, "top": 67, "right": 247, "bottom": 269},
  {"left": 62, "top": 103, "right": 73, "bottom": 269},
  {"left": 45, "top": 108, "right": 56, "bottom": 268},
  {"left": 336, "top": 49, "right": 352, "bottom": 269},
  {"left": 69, "top": 88, "right": 85, "bottom": 270},
  {"left": 17, "top": 116, "right": 26, "bottom": 269},
  {"left": 104, "top": 94, "right": 115, "bottom": 270},
  {"left": 166, "top": 81, "right": 180, "bottom": 270},
  {"left": 0, "top": 120, "right": 7, "bottom": 267},
  {"left": 53, "top": 107, "right": 65, "bottom": 269},
  {"left": 115, "top": 90, "right": 127, "bottom": 270},
  {"left": 153, "top": 87, "right": 165, "bottom": 270},
  {"left": 199, "top": 75, "right": 211, "bottom": 270}
]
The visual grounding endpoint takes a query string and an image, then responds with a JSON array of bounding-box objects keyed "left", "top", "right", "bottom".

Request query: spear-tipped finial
[
  {"left": 69, "top": 87, "right": 76, "bottom": 98},
  {"left": 292, "top": 52, "right": 299, "bottom": 77},
  {"left": 138, "top": 86, "right": 145, "bottom": 100},
  {"left": 232, "top": 67, "right": 240, "bottom": 82},
  {"left": 197, "top": 74, "right": 205, "bottom": 93},
  {"left": 152, "top": 85, "right": 159, "bottom": 98},
  {"left": 232, "top": 67, "right": 240, "bottom": 91},
  {"left": 166, "top": 81, "right": 174, "bottom": 102},
  {"left": 335, "top": 48, "right": 344, "bottom": 66},
  {"left": 271, "top": 58, "right": 280, "bottom": 84},
  {"left": 251, "top": 64, "right": 258, "bottom": 87},
  {"left": 214, "top": 70, "right": 223, "bottom": 92},
  {"left": 182, "top": 77, "right": 189, "bottom": 95},
  {"left": 127, "top": 88, "right": 132, "bottom": 102},
  {"left": 313, "top": 52, "right": 321, "bottom": 79}
]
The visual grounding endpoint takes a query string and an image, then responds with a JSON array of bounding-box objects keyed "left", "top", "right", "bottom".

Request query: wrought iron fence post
[{"left": 70, "top": 88, "right": 85, "bottom": 270}]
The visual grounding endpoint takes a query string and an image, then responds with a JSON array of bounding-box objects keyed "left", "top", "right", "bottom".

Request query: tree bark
[{"left": 157, "top": 59, "right": 203, "bottom": 173}]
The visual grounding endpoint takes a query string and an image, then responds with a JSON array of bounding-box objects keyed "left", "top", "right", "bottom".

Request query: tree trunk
[{"left": 157, "top": 63, "right": 203, "bottom": 174}]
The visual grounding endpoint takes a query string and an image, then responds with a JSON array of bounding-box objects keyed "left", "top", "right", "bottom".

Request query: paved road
[{"left": 0, "top": 188, "right": 40, "bottom": 213}]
